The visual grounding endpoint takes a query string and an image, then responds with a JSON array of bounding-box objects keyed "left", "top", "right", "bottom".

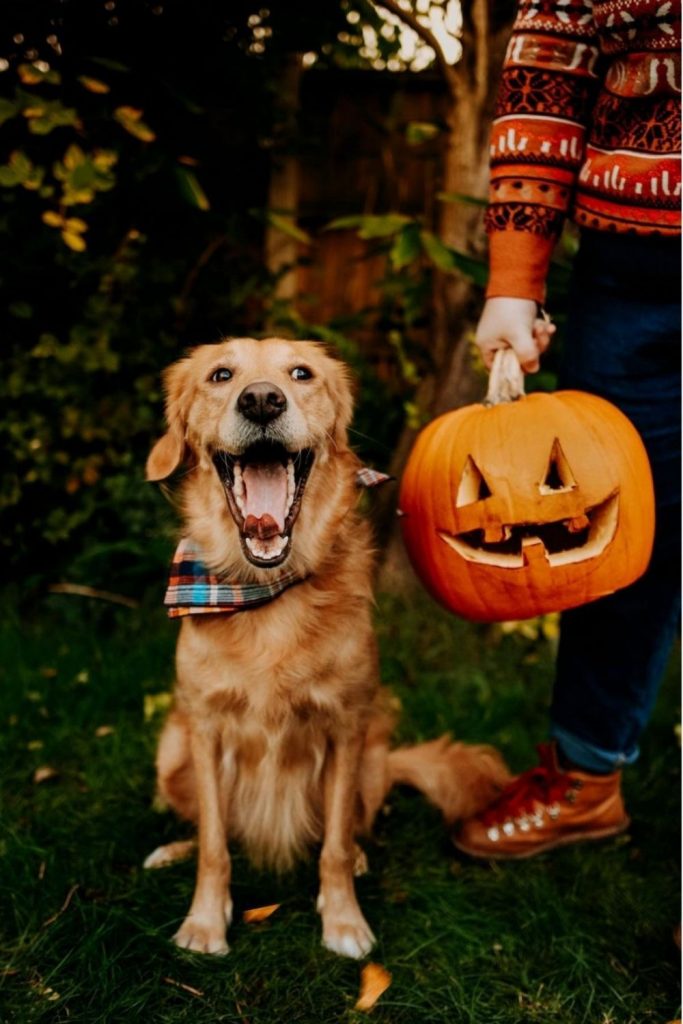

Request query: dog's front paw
[
  {"left": 322, "top": 911, "right": 376, "bottom": 959},
  {"left": 173, "top": 912, "right": 230, "bottom": 955}
]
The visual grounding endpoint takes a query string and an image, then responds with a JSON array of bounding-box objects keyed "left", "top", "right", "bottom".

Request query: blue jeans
[{"left": 550, "top": 230, "right": 681, "bottom": 773}]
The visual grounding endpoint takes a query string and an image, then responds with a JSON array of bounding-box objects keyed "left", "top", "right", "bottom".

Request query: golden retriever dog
[{"left": 144, "top": 337, "right": 509, "bottom": 959}]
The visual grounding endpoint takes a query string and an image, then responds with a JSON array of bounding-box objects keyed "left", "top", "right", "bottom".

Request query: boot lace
[{"left": 481, "top": 744, "right": 573, "bottom": 826}]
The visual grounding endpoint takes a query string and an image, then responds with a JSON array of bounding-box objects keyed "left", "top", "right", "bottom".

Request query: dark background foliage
[
  {"left": 1, "top": 0, "right": 393, "bottom": 590},
  {"left": 1, "top": 0, "right": 570, "bottom": 591}
]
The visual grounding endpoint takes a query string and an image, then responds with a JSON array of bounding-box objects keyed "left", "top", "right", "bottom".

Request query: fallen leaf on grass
[
  {"left": 242, "top": 904, "right": 280, "bottom": 924},
  {"left": 27, "top": 740, "right": 44, "bottom": 751},
  {"left": 355, "top": 963, "right": 392, "bottom": 1011},
  {"left": 30, "top": 980, "right": 60, "bottom": 1002},
  {"left": 95, "top": 725, "right": 114, "bottom": 737},
  {"left": 144, "top": 691, "right": 172, "bottom": 722},
  {"left": 39, "top": 667, "right": 57, "bottom": 679},
  {"left": 33, "top": 766, "right": 58, "bottom": 784}
]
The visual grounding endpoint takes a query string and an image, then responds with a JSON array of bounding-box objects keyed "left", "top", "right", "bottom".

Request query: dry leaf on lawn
[
  {"left": 355, "top": 962, "right": 392, "bottom": 1011},
  {"left": 95, "top": 725, "right": 114, "bottom": 737},
  {"left": 242, "top": 904, "right": 280, "bottom": 924},
  {"left": 33, "top": 766, "right": 58, "bottom": 784}
]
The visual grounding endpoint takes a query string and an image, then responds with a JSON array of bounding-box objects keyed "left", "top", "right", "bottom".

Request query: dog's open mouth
[{"left": 213, "top": 442, "right": 314, "bottom": 567}]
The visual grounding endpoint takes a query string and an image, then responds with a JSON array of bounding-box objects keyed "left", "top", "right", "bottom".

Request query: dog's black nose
[{"left": 237, "top": 381, "right": 287, "bottom": 425}]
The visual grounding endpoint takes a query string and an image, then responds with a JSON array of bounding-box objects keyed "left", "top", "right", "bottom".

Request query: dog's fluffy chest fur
[
  {"left": 170, "top": 582, "right": 378, "bottom": 868},
  {"left": 175, "top": 575, "right": 377, "bottom": 714}
]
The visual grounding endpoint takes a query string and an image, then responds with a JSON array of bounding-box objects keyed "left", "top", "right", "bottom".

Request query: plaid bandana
[{"left": 165, "top": 467, "right": 391, "bottom": 618}]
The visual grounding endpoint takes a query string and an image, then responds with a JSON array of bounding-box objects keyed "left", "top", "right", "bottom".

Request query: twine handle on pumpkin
[{"left": 485, "top": 347, "right": 526, "bottom": 406}]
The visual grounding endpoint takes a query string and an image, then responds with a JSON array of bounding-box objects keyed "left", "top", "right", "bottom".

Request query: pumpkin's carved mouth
[{"left": 440, "top": 491, "right": 619, "bottom": 568}]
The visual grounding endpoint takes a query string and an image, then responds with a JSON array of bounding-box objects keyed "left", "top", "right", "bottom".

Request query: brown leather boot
[{"left": 452, "top": 742, "right": 630, "bottom": 860}]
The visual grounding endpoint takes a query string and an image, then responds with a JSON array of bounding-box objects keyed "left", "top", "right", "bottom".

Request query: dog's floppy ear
[
  {"left": 330, "top": 359, "right": 355, "bottom": 448},
  {"left": 146, "top": 358, "right": 193, "bottom": 482}
]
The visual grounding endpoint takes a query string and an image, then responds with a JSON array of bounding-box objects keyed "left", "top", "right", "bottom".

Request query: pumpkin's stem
[{"left": 485, "top": 347, "right": 526, "bottom": 406}]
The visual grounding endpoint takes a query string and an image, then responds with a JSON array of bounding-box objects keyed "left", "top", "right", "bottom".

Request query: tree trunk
[
  {"left": 377, "top": 5, "right": 512, "bottom": 591},
  {"left": 264, "top": 54, "right": 303, "bottom": 326}
]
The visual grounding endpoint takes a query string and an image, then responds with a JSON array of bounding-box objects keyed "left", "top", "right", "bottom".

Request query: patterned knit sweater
[{"left": 486, "top": 0, "right": 681, "bottom": 302}]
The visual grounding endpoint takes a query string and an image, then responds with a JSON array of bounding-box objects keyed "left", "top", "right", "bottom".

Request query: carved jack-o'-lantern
[{"left": 399, "top": 350, "right": 655, "bottom": 622}]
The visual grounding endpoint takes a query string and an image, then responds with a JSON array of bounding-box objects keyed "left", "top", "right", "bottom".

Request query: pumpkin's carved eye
[
  {"left": 447, "top": 436, "right": 618, "bottom": 570},
  {"left": 539, "top": 439, "right": 576, "bottom": 494},
  {"left": 456, "top": 456, "right": 492, "bottom": 507}
]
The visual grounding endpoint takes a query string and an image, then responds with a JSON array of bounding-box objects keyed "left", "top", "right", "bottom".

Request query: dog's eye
[
  {"left": 210, "top": 368, "right": 233, "bottom": 383},
  {"left": 291, "top": 367, "right": 313, "bottom": 381}
]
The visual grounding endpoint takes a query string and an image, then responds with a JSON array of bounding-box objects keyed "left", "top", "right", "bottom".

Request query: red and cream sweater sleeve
[{"left": 485, "top": 0, "right": 601, "bottom": 302}]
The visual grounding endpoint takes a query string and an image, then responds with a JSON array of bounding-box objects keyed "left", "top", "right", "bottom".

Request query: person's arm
[{"left": 477, "top": 0, "right": 601, "bottom": 370}]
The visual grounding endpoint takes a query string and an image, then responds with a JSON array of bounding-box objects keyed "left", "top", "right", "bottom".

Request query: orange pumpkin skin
[{"left": 399, "top": 390, "right": 655, "bottom": 622}]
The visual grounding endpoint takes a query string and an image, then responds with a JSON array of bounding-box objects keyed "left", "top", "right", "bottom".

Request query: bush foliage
[
  {"left": 1, "top": 0, "right": 571, "bottom": 589},
  {"left": 2, "top": 1, "right": 460, "bottom": 587}
]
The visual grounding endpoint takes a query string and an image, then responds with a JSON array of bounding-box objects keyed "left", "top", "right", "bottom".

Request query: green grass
[{"left": 0, "top": 590, "right": 679, "bottom": 1024}]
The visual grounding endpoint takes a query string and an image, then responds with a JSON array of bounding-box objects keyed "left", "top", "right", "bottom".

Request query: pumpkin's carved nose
[{"left": 237, "top": 381, "right": 287, "bottom": 425}]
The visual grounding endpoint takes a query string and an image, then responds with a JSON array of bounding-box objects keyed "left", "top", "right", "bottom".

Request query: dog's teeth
[
  {"left": 233, "top": 463, "right": 244, "bottom": 497},
  {"left": 286, "top": 460, "right": 295, "bottom": 504},
  {"left": 245, "top": 534, "right": 288, "bottom": 560}
]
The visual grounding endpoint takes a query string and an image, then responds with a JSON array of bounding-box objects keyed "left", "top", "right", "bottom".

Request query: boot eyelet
[
  {"left": 502, "top": 820, "right": 515, "bottom": 836},
  {"left": 487, "top": 826, "right": 501, "bottom": 842}
]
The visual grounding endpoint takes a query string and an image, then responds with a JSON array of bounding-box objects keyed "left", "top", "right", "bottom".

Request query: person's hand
[{"left": 475, "top": 296, "right": 556, "bottom": 373}]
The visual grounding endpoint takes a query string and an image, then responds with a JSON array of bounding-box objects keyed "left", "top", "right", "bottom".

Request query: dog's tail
[
  {"left": 386, "top": 736, "right": 511, "bottom": 824},
  {"left": 359, "top": 726, "right": 511, "bottom": 832}
]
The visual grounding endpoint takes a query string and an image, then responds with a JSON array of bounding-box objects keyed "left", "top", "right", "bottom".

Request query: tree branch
[
  {"left": 369, "top": 0, "right": 460, "bottom": 98},
  {"left": 471, "top": 0, "right": 490, "bottom": 105}
]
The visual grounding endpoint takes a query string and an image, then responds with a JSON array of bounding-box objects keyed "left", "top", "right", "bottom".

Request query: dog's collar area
[
  {"left": 165, "top": 537, "right": 307, "bottom": 618},
  {"left": 164, "top": 466, "right": 392, "bottom": 618}
]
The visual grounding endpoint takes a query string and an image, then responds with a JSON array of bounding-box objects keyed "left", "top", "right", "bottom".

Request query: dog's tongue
[{"left": 242, "top": 463, "right": 288, "bottom": 539}]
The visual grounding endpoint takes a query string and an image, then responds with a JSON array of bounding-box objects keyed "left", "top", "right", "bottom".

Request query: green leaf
[
  {"left": 437, "top": 192, "right": 487, "bottom": 207},
  {"left": 53, "top": 145, "right": 117, "bottom": 206},
  {"left": 9, "top": 301, "right": 33, "bottom": 319},
  {"left": 86, "top": 56, "right": 131, "bottom": 73},
  {"left": 448, "top": 250, "right": 488, "bottom": 287},
  {"left": 325, "top": 215, "right": 365, "bottom": 231},
  {"left": 18, "top": 63, "right": 61, "bottom": 86},
  {"left": 0, "top": 97, "right": 20, "bottom": 126},
  {"left": 405, "top": 121, "right": 440, "bottom": 146},
  {"left": 113, "top": 106, "right": 156, "bottom": 143},
  {"left": 420, "top": 231, "right": 488, "bottom": 286},
  {"left": 0, "top": 151, "right": 44, "bottom": 191},
  {"left": 78, "top": 75, "right": 111, "bottom": 95},
  {"left": 390, "top": 224, "right": 421, "bottom": 270},
  {"left": 265, "top": 212, "right": 312, "bottom": 245},
  {"left": 326, "top": 214, "right": 411, "bottom": 239},
  {"left": 175, "top": 166, "right": 210, "bottom": 211},
  {"left": 22, "top": 97, "right": 79, "bottom": 135},
  {"left": 420, "top": 230, "right": 457, "bottom": 271},
  {"left": 357, "top": 214, "right": 411, "bottom": 240}
]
